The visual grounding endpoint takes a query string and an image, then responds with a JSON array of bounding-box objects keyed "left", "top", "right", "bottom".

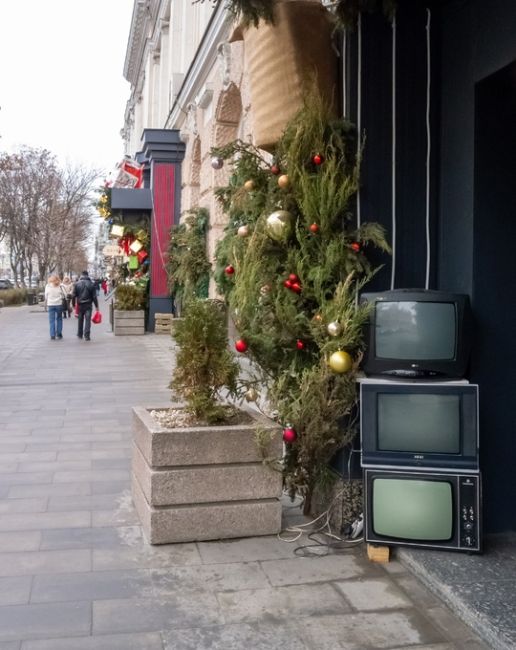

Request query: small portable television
[
  {"left": 360, "top": 380, "right": 479, "bottom": 470},
  {"left": 360, "top": 289, "right": 473, "bottom": 378},
  {"left": 364, "top": 468, "right": 481, "bottom": 552}
]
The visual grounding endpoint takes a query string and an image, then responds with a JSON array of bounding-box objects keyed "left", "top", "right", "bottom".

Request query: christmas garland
[
  {"left": 213, "top": 90, "right": 390, "bottom": 513},
  {"left": 167, "top": 208, "right": 211, "bottom": 304}
]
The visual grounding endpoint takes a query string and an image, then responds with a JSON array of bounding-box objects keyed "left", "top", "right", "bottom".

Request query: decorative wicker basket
[{"left": 232, "top": 1, "right": 339, "bottom": 152}]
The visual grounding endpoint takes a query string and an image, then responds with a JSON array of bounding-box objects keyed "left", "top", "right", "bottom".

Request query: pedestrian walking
[
  {"left": 72, "top": 270, "right": 99, "bottom": 341},
  {"left": 44, "top": 274, "right": 66, "bottom": 340},
  {"left": 61, "top": 276, "right": 74, "bottom": 318}
]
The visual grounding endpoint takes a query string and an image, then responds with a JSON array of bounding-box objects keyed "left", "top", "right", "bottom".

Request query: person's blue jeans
[
  {"left": 77, "top": 303, "right": 93, "bottom": 339},
  {"left": 48, "top": 305, "right": 63, "bottom": 338}
]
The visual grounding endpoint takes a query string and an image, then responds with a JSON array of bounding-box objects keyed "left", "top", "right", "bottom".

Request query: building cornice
[{"left": 165, "top": 4, "right": 234, "bottom": 130}]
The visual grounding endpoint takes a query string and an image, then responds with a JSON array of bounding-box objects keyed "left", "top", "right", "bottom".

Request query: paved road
[{"left": 0, "top": 302, "right": 489, "bottom": 649}]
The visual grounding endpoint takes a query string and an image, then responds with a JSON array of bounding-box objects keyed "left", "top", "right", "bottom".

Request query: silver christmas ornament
[
  {"left": 327, "top": 321, "right": 342, "bottom": 337},
  {"left": 211, "top": 157, "right": 224, "bottom": 170},
  {"left": 237, "top": 225, "right": 249, "bottom": 238}
]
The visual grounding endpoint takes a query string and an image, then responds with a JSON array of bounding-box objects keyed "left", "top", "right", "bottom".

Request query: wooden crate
[{"left": 154, "top": 313, "right": 173, "bottom": 334}]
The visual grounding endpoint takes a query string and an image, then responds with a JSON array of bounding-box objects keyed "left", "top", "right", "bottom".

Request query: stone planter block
[
  {"left": 131, "top": 405, "right": 283, "bottom": 544},
  {"left": 114, "top": 310, "right": 145, "bottom": 335},
  {"left": 132, "top": 475, "right": 282, "bottom": 544},
  {"left": 132, "top": 406, "right": 282, "bottom": 467},
  {"left": 132, "top": 443, "right": 282, "bottom": 506}
]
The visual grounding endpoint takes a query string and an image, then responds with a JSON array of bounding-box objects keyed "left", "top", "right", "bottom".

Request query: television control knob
[
  {"left": 463, "top": 522, "right": 474, "bottom": 532},
  {"left": 465, "top": 536, "right": 473, "bottom": 547}
]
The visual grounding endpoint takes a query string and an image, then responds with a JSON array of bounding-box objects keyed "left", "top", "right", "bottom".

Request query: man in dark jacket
[{"left": 72, "top": 271, "right": 99, "bottom": 341}]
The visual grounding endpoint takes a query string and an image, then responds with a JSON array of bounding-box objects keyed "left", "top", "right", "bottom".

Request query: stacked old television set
[{"left": 359, "top": 289, "right": 481, "bottom": 553}]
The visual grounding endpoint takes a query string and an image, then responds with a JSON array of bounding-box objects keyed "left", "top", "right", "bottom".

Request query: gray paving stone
[
  {"left": 91, "top": 458, "right": 131, "bottom": 470},
  {"left": 60, "top": 434, "right": 125, "bottom": 443},
  {"left": 335, "top": 578, "right": 412, "bottom": 610},
  {"left": 0, "top": 443, "right": 25, "bottom": 452},
  {"left": 93, "top": 593, "right": 222, "bottom": 634},
  {"left": 25, "top": 442, "right": 90, "bottom": 452},
  {"left": 0, "top": 498, "right": 47, "bottom": 514},
  {"left": 53, "top": 469, "right": 129, "bottom": 483},
  {"left": 16, "top": 460, "right": 91, "bottom": 473},
  {"left": 197, "top": 535, "right": 303, "bottom": 564},
  {"left": 31, "top": 568, "right": 153, "bottom": 603},
  {"left": 93, "top": 543, "right": 201, "bottom": 571},
  {"left": 0, "top": 576, "right": 32, "bottom": 605},
  {"left": 395, "top": 575, "right": 443, "bottom": 608},
  {"left": 90, "top": 481, "right": 128, "bottom": 495},
  {"left": 0, "top": 642, "right": 20, "bottom": 650},
  {"left": 0, "top": 601, "right": 91, "bottom": 641},
  {"left": 425, "top": 605, "right": 494, "bottom": 644},
  {"left": 92, "top": 508, "right": 140, "bottom": 528},
  {"left": 151, "top": 561, "right": 270, "bottom": 594},
  {"left": 217, "top": 584, "right": 351, "bottom": 623},
  {"left": 0, "top": 462, "right": 19, "bottom": 473},
  {"left": 0, "top": 473, "right": 53, "bottom": 486},
  {"left": 0, "top": 531, "right": 41, "bottom": 552},
  {"left": 20, "top": 632, "right": 164, "bottom": 650},
  {"left": 8, "top": 482, "right": 91, "bottom": 498},
  {"left": 57, "top": 450, "right": 131, "bottom": 461},
  {"left": 161, "top": 622, "right": 311, "bottom": 650},
  {"left": 0, "top": 452, "right": 56, "bottom": 463},
  {"left": 0, "top": 510, "right": 90, "bottom": 532},
  {"left": 261, "top": 554, "right": 364, "bottom": 586},
  {"left": 0, "top": 549, "right": 91, "bottom": 577},
  {"left": 47, "top": 494, "right": 120, "bottom": 512},
  {"left": 295, "top": 611, "right": 448, "bottom": 649},
  {"left": 40, "top": 526, "right": 141, "bottom": 550}
]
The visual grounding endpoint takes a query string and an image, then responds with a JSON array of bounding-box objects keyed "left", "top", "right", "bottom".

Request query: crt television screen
[
  {"left": 378, "top": 393, "right": 460, "bottom": 454},
  {"left": 372, "top": 477, "right": 453, "bottom": 541},
  {"left": 375, "top": 301, "right": 456, "bottom": 360}
]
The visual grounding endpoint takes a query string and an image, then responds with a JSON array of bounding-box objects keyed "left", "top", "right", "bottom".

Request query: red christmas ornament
[
  {"left": 350, "top": 242, "right": 361, "bottom": 252},
  {"left": 235, "top": 339, "right": 248, "bottom": 353},
  {"left": 283, "top": 279, "right": 293, "bottom": 289},
  {"left": 291, "top": 282, "right": 302, "bottom": 294},
  {"left": 282, "top": 427, "right": 297, "bottom": 443},
  {"left": 312, "top": 153, "right": 324, "bottom": 166},
  {"left": 309, "top": 223, "right": 319, "bottom": 234},
  {"left": 271, "top": 164, "right": 281, "bottom": 175},
  {"left": 288, "top": 273, "right": 299, "bottom": 283},
  {"left": 137, "top": 249, "right": 148, "bottom": 264},
  {"left": 296, "top": 339, "right": 305, "bottom": 350},
  {"left": 225, "top": 265, "right": 235, "bottom": 275}
]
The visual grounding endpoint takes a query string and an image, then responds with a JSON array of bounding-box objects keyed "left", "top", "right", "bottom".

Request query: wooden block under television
[{"left": 367, "top": 543, "right": 390, "bottom": 563}]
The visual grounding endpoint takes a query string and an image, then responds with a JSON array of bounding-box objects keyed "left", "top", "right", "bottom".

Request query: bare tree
[{"left": 0, "top": 148, "right": 100, "bottom": 283}]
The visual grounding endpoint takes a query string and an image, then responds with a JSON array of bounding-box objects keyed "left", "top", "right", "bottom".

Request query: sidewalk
[{"left": 0, "top": 302, "right": 490, "bottom": 649}]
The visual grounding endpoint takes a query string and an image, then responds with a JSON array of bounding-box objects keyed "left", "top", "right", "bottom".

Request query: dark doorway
[{"left": 472, "top": 60, "right": 516, "bottom": 533}]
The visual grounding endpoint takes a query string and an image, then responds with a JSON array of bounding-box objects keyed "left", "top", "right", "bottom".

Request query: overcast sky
[{"left": 0, "top": 0, "right": 135, "bottom": 179}]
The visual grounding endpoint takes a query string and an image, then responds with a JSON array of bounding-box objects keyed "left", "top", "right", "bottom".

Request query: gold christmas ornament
[
  {"left": 260, "top": 284, "right": 272, "bottom": 296},
  {"left": 277, "top": 174, "right": 290, "bottom": 189},
  {"left": 244, "top": 387, "right": 259, "bottom": 402},
  {"left": 244, "top": 179, "right": 255, "bottom": 191},
  {"left": 327, "top": 321, "right": 342, "bottom": 337},
  {"left": 328, "top": 350, "right": 353, "bottom": 373},
  {"left": 266, "top": 210, "right": 292, "bottom": 240},
  {"left": 237, "top": 225, "right": 250, "bottom": 238}
]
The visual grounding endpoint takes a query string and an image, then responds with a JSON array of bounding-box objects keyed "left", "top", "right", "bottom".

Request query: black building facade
[{"left": 348, "top": 0, "right": 516, "bottom": 533}]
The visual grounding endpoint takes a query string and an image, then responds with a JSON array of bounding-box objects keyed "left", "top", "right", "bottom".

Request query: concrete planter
[
  {"left": 114, "top": 309, "right": 145, "bottom": 335},
  {"left": 132, "top": 405, "right": 283, "bottom": 544}
]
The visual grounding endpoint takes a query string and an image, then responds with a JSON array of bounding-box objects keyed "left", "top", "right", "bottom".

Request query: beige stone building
[
  {"left": 122, "top": 1, "right": 255, "bottom": 293},
  {"left": 121, "top": 0, "right": 335, "bottom": 295}
]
